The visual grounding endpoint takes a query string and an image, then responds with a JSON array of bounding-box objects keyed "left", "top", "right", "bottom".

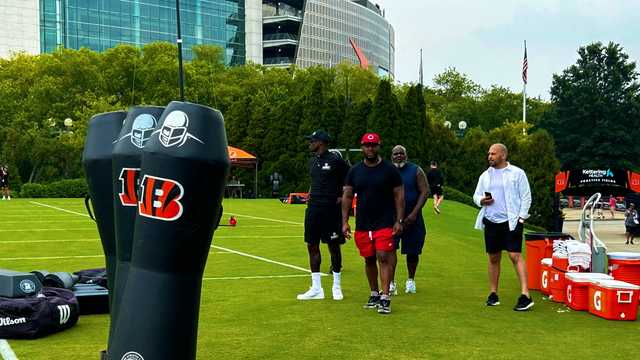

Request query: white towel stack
[
  {"left": 565, "top": 240, "right": 591, "bottom": 270},
  {"left": 552, "top": 240, "right": 568, "bottom": 258}
]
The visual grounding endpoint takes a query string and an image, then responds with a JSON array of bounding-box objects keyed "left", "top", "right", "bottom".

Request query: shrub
[{"left": 19, "top": 179, "right": 88, "bottom": 198}]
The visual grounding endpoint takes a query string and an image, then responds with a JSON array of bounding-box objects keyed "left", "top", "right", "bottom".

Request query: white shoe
[
  {"left": 297, "top": 287, "right": 324, "bottom": 300},
  {"left": 1, "top": 197, "right": 5, "bottom": 200},
  {"left": 332, "top": 286, "right": 344, "bottom": 300},
  {"left": 405, "top": 279, "right": 416, "bottom": 294},
  {"left": 389, "top": 281, "right": 398, "bottom": 296}
]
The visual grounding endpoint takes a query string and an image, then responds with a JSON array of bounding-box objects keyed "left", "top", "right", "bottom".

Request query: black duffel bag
[{"left": 0, "top": 287, "right": 79, "bottom": 339}]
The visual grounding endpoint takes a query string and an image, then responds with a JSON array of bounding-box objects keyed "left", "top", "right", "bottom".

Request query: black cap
[{"left": 305, "top": 130, "right": 331, "bottom": 143}]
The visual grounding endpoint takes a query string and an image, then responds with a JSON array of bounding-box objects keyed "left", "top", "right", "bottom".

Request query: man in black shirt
[
  {"left": 426, "top": 161, "right": 444, "bottom": 214},
  {"left": 0, "top": 165, "right": 10, "bottom": 200},
  {"left": 342, "top": 133, "right": 404, "bottom": 314},
  {"left": 297, "top": 130, "right": 349, "bottom": 301}
]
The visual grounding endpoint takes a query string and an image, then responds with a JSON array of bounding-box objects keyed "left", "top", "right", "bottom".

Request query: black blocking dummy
[
  {"left": 109, "top": 106, "right": 164, "bottom": 350},
  {"left": 109, "top": 102, "right": 230, "bottom": 360},
  {"left": 81, "top": 111, "right": 126, "bottom": 301}
]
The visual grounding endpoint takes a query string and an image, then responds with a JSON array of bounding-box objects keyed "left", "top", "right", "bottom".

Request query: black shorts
[
  {"left": 430, "top": 185, "right": 443, "bottom": 196},
  {"left": 304, "top": 205, "right": 345, "bottom": 245},
  {"left": 0, "top": 180, "right": 7, "bottom": 187},
  {"left": 483, "top": 218, "right": 523, "bottom": 253},
  {"left": 394, "top": 216, "right": 426, "bottom": 255}
]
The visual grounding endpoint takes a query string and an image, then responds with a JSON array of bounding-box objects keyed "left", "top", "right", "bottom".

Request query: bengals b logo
[
  {"left": 138, "top": 175, "right": 184, "bottom": 221},
  {"left": 118, "top": 168, "right": 141, "bottom": 206}
]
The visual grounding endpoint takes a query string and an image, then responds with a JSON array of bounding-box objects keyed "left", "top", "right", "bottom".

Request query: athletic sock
[
  {"left": 380, "top": 294, "right": 390, "bottom": 301},
  {"left": 332, "top": 272, "right": 341, "bottom": 287},
  {"left": 370, "top": 290, "right": 379, "bottom": 297},
  {"left": 311, "top": 272, "right": 322, "bottom": 289}
]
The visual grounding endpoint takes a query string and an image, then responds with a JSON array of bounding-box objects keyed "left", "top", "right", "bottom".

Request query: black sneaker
[
  {"left": 364, "top": 295, "right": 380, "bottom": 309},
  {"left": 377, "top": 298, "right": 391, "bottom": 314},
  {"left": 514, "top": 295, "right": 534, "bottom": 311},
  {"left": 486, "top": 292, "right": 500, "bottom": 306}
]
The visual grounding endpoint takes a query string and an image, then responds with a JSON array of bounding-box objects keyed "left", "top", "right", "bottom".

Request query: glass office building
[
  {"left": 262, "top": 0, "right": 394, "bottom": 77},
  {"left": 2, "top": 0, "right": 394, "bottom": 75},
  {"left": 39, "top": 0, "right": 246, "bottom": 64}
]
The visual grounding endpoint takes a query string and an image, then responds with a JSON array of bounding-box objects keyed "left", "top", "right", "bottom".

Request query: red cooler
[
  {"left": 540, "top": 258, "right": 552, "bottom": 295},
  {"left": 565, "top": 273, "right": 612, "bottom": 311},
  {"left": 549, "top": 267, "right": 567, "bottom": 303},
  {"left": 553, "top": 255, "right": 570, "bottom": 272},
  {"left": 608, "top": 252, "right": 640, "bottom": 286},
  {"left": 588, "top": 279, "right": 640, "bottom": 321},
  {"left": 525, "top": 232, "right": 572, "bottom": 290}
]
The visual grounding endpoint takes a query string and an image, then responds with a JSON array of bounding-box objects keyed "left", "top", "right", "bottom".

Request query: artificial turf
[{"left": 0, "top": 198, "right": 636, "bottom": 359}]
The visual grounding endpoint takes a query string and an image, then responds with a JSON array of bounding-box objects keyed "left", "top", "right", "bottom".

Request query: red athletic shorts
[{"left": 354, "top": 228, "right": 395, "bottom": 257}]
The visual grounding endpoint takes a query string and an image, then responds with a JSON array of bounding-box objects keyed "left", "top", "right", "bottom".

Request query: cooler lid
[
  {"left": 607, "top": 252, "right": 640, "bottom": 260},
  {"left": 525, "top": 232, "right": 574, "bottom": 241},
  {"left": 540, "top": 258, "right": 552, "bottom": 266},
  {"left": 565, "top": 272, "right": 613, "bottom": 283},
  {"left": 593, "top": 279, "right": 640, "bottom": 290}
]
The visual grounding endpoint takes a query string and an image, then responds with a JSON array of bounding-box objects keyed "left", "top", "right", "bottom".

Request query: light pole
[
  {"left": 176, "top": 0, "right": 185, "bottom": 101},
  {"left": 457, "top": 120, "right": 467, "bottom": 138}
]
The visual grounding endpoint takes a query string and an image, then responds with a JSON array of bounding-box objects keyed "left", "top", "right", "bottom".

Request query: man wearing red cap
[{"left": 341, "top": 133, "right": 405, "bottom": 314}]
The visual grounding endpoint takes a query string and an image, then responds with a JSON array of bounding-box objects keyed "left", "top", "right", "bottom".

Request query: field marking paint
[
  {"left": 0, "top": 339, "right": 18, "bottom": 360},
  {"left": 224, "top": 212, "right": 303, "bottom": 225},
  {"left": 29, "top": 201, "right": 90, "bottom": 217},
  {"left": 0, "top": 220, "right": 91, "bottom": 224},
  {"left": 203, "top": 274, "right": 309, "bottom": 280},
  {"left": 0, "top": 228, "right": 96, "bottom": 232},
  {"left": 0, "top": 239, "right": 99, "bottom": 244},
  {"left": 211, "top": 245, "right": 322, "bottom": 275},
  {"left": 0, "top": 255, "right": 103, "bottom": 261},
  {"left": 21, "top": 202, "right": 315, "bottom": 276}
]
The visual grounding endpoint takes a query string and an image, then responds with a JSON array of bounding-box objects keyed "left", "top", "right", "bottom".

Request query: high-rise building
[{"left": 1, "top": 0, "right": 394, "bottom": 76}]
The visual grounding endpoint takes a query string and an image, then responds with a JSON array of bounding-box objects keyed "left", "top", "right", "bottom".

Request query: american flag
[{"left": 522, "top": 41, "right": 528, "bottom": 84}]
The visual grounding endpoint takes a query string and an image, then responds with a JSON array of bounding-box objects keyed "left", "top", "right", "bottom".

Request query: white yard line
[
  {"left": 0, "top": 255, "right": 103, "bottom": 261},
  {"left": 0, "top": 239, "right": 99, "bottom": 244},
  {"left": 21, "top": 202, "right": 314, "bottom": 276},
  {"left": 224, "top": 212, "right": 303, "bottom": 225},
  {"left": 203, "top": 274, "right": 309, "bottom": 280},
  {"left": 0, "top": 340, "right": 18, "bottom": 360},
  {"left": 211, "top": 245, "right": 318, "bottom": 274},
  {"left": 29, "top": 201, "right": 90, "bottom": 217},
  {"left": 0, "top": 228, "right": 96, "bottom": 232}
]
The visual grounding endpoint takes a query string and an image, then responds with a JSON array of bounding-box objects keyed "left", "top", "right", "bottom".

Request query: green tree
[
  {"left": 368, "top": 79, "right": 401, "bottom": 152},
  {"left": 543, "top": 42, "right": 640, "bottom": 169}
]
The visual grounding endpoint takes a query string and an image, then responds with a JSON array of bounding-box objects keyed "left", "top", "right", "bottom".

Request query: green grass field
[{"left": 0, "top": 198, "right": 637, "bottom": 359}]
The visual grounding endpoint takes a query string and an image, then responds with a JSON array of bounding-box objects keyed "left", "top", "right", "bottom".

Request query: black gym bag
[{"left": 0, "top": 287, "right": 79, "bottom": 339}]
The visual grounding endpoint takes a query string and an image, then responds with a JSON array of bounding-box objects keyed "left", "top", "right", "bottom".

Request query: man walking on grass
[
  {"left": 1, "top": 165, "right": 10, "bottom": 200},
  {"left": 389, "top": 145, "right": 429, "bottom": 295},
  {"left": 426, "top": 161, "right": 444, "bottom": 214},
  {"left": 297, "top": 130, "right": 349, "bottom": 301},
  {"left": 342, "top": 133, "right": 404, "bottom": 314},
  {"left": 473, "top": 143, "right": 533, "bottom": 311}
]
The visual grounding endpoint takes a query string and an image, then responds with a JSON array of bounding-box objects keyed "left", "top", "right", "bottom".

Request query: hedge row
[{"left": 20, "top": 179, "right": 88, "bottom": 198}]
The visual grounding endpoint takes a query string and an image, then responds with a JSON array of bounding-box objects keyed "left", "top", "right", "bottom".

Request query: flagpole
[
  {"left": 419, "top": 48, "right": 423, "bottom": 87},
  {"left": 522, "top": 40, "right": 527, "bottom": 136}
]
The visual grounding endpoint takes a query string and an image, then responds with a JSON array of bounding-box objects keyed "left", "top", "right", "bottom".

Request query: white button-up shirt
[{"left": 473, "top": 163, "right": 531, "bottom": 231}]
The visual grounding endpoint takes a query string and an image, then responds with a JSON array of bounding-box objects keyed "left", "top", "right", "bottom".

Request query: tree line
[{"left": 2, "top": 41, "right": 637, "bottom": 229}]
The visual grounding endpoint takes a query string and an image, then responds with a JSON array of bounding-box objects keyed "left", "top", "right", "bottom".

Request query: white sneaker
[
  {"left": 297, "top": 287, "right": 324, "bottom": 300},
  {"left": 389, "top": 281, "right": 398, "bottom": 296},
  {"left": 405, "top": 279, "right": 416, "bottom": 294},
  {"left": 332, "top": 286, "right": 344, "bottom": 300},
  {"left": 1, "top": 197, "right": 5, "bottom": 200}
]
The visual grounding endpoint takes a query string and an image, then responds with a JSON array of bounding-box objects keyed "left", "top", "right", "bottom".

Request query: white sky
[{"left": 374, "top": 0, "right": 640, "bottom": 99}]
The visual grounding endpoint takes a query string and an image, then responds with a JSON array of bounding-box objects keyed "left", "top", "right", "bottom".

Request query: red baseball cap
[{"left": 360, "top": 132, "right": 381, "bottom": 145}]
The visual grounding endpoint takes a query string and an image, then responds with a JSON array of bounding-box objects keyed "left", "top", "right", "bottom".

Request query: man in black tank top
[
  {"left": 390, "top": 145, "right": 429, "bottom": 295},
  {"left": 297, "top": 130, "right": 349, "bottom": 301}
]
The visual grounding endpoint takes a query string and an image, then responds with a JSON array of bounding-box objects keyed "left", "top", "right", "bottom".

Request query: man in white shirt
[{"left": 473, "top": 144, "right": 533, "bottom": 311}]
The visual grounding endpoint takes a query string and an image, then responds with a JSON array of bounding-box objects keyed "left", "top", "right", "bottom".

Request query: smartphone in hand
[{"left": 484, "top": 192, "right": 492, "bottom": 199}]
